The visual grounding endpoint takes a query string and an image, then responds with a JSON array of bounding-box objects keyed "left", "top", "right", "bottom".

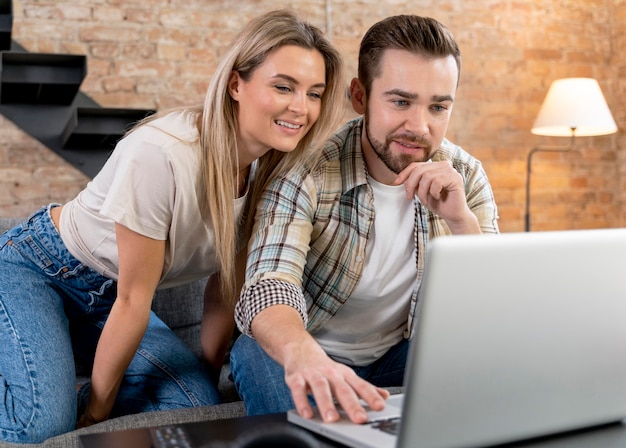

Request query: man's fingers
[
  {"left": 288, "top": 374, "right": 315, "bottom": 419},
  {"left": 289, "top": 371, "right": 342, "bottom": 422},
  {"left": 331, "top": 376, "right": 369, "bottom": 423},
  {"left": 393, "top": 169, "right": 411, "bottom": 186},
  {"left": 334, "top": 375, "right": 390, "bottom": 423},
  {"left": 349, "top": 375, "right": 389, "bottom": 411},
  {"left": 309, "top": 374, "right": 341, "bottom": 422},
  {"left": 286, "top": 359, "right": 392, "bottom": 424}
]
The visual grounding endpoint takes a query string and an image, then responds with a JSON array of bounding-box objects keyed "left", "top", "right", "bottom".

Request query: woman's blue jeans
[
  {"left": 0, "top": 205, "right": 220, "bottom": 443},
  {"left": 230, "top": 334, "right": 409, "bottom": 416}
]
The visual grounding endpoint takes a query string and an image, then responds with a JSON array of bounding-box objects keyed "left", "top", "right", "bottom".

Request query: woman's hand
[{"left": 76, "top": 410, "right": 101, "bottom": 429}]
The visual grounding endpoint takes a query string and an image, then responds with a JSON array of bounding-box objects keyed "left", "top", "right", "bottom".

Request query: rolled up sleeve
[{"left": 234, "top": 173, "right": 317, "bottom": 335}]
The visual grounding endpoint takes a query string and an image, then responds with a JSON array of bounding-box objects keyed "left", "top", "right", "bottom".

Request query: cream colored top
[{"left": 59, "top": 110, "right": 248, "bottom": 289}]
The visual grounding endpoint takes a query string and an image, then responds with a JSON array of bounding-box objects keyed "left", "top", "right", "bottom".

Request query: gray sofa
[{"left": 0, "top": 217, "right": 245, "bottom": 448}]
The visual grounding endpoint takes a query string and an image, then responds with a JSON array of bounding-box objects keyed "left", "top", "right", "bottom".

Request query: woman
[{"left": 0, "top": 9, "right": 344, "bottom": 443}]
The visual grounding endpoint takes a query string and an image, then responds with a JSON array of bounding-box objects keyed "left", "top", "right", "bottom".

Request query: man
[{"left": 231, "top": 14, "right": 499, "bottom": 425}]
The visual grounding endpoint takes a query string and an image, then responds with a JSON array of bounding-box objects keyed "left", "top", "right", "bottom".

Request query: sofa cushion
[
  {"left": 152, "top": 279, "right": 206, "bottom": 358},
  {"left": 0, "top": 217, "right": 21, "bottom": 233}
]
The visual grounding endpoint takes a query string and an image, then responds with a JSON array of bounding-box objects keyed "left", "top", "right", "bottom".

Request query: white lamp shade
[{"left": 531, "top": 78, "right": 618, "bottom": 137}]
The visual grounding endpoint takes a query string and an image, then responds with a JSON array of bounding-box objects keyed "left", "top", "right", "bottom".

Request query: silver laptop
[{"left": 288, "top": 228, "right": 626, "bottom": 448}]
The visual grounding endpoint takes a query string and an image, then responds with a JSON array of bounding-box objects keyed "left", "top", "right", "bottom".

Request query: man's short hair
[{"left": 358, "top": 15, "right": 461, "bottom": 93}]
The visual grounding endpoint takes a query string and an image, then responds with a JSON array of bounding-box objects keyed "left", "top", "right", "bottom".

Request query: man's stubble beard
[{"left": 363, "top": 111, "right": 432, "bottom": 175}]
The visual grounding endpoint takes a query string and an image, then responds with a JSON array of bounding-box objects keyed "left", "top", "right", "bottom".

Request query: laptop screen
[{"left": 399, "top": 228, "right": 626, "bottom": 447}]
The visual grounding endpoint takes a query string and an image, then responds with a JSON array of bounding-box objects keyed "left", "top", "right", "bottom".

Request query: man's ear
[
  {"left": 349, "top": 78, "right": 367, "bottom": 115},
  {"left": 228, "top": 71, "right": 241, "bottom": 100}
]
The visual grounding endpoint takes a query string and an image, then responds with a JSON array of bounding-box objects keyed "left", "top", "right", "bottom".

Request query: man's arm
[
  {"left": 238, "top": 166, "right": 389, "bottom": 423},
  {"left": 250, "top": 304, "right": 389, "bottom": 424}
]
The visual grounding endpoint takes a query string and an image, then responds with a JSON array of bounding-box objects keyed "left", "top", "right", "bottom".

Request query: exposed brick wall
[
  {"left": 0, "top": 0, "right": 623, "bottom": 232},
  {"left": 612, "top": 0, "right": 626, "bottom": 227},
  {"left": 0, "top": 115, "right": 89, "bottom": 216}
]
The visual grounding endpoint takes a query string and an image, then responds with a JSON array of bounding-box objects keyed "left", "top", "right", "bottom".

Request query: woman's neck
[{"left": 235, "top": 164, "right": 251, "bottom": 198}]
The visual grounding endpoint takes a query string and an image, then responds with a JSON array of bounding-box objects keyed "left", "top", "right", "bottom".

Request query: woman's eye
[
  {"left": 276, "top": 85, "right": 292, "bottom": 92},
  {"left": 308, "top": 91, "right": 322, "bottom": 100}
]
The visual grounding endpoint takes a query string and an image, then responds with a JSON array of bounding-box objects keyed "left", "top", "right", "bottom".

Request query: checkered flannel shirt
[{"left": 235, "top": 117, "right": 499, "bottom": 339}]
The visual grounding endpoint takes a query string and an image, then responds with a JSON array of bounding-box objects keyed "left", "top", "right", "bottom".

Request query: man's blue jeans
[
  {"left": 230, "top": 333, "right": 409, "bottom": 415},
  {"left": 0, "top": 205, "right": 220, "bottom": 443}
]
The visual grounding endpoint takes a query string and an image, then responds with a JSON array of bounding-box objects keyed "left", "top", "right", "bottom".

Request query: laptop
[{"left": 288, "top": 228, "right": 626, "bottom": 448}]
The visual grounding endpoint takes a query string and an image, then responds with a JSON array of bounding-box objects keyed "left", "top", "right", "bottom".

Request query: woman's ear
[
  {"left": 228, "top": 71, "right": 241, "bottom": 100},
  {"left": 349, "top": 78, "right": 366, "bottom": 115}
]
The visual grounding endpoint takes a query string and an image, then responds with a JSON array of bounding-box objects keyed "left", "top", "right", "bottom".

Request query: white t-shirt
[
  {"left": 315, "top": 176, "right": 416, "bottom": 366},
  {"left": 59, "top": 110, "right": 248, "bottom": 289}
]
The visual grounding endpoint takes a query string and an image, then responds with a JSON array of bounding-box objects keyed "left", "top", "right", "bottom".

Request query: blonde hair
[{"left": 197, "top": 9, "right": 344, "bottom": 305}]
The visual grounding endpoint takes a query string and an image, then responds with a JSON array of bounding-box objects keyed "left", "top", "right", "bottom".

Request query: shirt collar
[{"left": 338, "top": 117, "right": 369, "bottom": 194}]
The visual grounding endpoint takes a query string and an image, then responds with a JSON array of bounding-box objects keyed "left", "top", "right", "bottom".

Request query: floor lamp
[{"left": 525, "top": 78, "right": 618, "bottom": 232}]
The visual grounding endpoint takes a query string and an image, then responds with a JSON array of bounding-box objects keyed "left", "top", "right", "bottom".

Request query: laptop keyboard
[{"left": 370, "top": 416, "right": 402, "bottom": 436}]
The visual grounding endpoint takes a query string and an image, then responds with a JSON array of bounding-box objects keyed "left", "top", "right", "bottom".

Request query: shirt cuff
[{"left": 235, "top": 279, "right": 308, "bottom": 336}]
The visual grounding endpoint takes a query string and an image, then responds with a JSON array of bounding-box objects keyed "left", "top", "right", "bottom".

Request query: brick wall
[
  {"left": 613, "top": 0, "right": 626, "bottom": 227},
  {"left": 0, "top": 115, "right": 89, "bottom": 216},
  {"left": 0, "top": 0, "right": 623, "bottom": 232}
]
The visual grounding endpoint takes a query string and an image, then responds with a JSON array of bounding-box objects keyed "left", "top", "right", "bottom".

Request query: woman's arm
[
  {"left": 77, "top": 223, "right": 165, "bottom": 427},
  {"left": 201, "top": 248, "right": 247, "bottom": 381}
]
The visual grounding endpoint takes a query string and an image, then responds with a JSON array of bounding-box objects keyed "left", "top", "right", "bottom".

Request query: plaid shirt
[{"left": 235, "top": 118, "right": 499, "bottom": 339}]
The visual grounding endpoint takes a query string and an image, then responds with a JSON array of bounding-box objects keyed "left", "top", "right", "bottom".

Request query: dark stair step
[
  {"left": 0, "top": 52, "right": 86, "bottom": 104},
  {"left": 0, "top": 0, "right": 12, "bottom": 51},
  {"left": 62, "top": 107, "right": 156, "bottom": 150}
]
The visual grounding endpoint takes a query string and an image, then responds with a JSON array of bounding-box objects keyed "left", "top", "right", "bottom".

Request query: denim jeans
[
  {"left": 230, "top": 333, "right": 409, "bottom": 415},
  {"left": 0, "top": 205, "right": 220, "bottom": 443}
]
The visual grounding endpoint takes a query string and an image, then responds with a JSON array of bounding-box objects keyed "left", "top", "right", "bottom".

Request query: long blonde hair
[{"left": 199, "top": 9, "right": 345, "bottom": 305}]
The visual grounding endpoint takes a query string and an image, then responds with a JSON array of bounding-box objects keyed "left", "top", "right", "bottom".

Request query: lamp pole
[{"left": 524, "top": 131, "right": 576, "bottom": 232}]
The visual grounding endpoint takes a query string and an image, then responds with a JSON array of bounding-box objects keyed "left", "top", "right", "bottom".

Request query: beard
[{"left": 363, "top": 112, "right": 433, "bottom": 175}]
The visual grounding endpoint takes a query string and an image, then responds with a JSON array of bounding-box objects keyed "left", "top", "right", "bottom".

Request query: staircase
[{"left": 0, "top": 0, "right": 154, "bottom": 178}]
